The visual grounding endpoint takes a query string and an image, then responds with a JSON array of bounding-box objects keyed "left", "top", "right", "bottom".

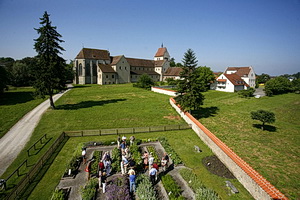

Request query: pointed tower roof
[{"left": 155, "top": 47, "right": 167, "bottom": 57}]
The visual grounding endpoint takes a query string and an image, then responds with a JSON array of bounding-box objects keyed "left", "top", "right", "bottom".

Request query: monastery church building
[{"left": 73, "top": 46, "right": 170, "bottom": 85}]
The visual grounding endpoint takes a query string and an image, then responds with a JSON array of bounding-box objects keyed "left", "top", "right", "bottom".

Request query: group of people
[{"left": 82, "top": 135, "right": 170, "bottom": 195}]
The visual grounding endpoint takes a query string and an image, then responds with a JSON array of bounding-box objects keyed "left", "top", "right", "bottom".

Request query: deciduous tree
[
  {"left": 264, "top": 76, "right": 292, "bottom": 96},
  {"left": 133, "top": 74, "right": 155, "bottom": 89},
  {"left": 33, "top": 11, "right": 67, "bottom": 109},
  {"left": 251, "top": 110, "right": 275, "bottom": 131}
]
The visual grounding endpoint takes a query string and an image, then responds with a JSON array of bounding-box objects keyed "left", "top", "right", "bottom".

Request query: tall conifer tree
[
  {"left": 33, "top": 11, "right": 67, "bottom": 109},
  {"left": 175, "top": 49, "right": 204, "bottom": 112}
]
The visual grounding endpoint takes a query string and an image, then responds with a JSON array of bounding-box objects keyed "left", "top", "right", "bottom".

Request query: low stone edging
[{"left": 169, "top": 97, "right": 288, "bottom": 200}]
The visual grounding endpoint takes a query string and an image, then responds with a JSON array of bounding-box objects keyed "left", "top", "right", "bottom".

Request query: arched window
[
  {"left": 79, "top": 63, "right": 83, "bottom": 76},
  {"left": 86, "top": 63, "right": 91, "bottom": 76},
  {"left": 93, "top": 64, "right": 97, "bottom": 76}
]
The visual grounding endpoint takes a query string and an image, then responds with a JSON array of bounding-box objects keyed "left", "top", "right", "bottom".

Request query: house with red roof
[
  {"left": 211, "top": 66, "right": 255, "bottom": 92},
  {"left": 73, "top": 46, "right": 171, "bottom": 85}
]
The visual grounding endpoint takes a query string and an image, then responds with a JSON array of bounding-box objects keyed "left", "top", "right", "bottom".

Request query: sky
[{"left": 0, "top": 0, "right": 299, "bottom": 76}]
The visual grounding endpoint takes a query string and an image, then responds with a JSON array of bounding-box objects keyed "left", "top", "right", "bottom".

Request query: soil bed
[{"left": 202, "top": 155, "right": 235, "bottom": 179}]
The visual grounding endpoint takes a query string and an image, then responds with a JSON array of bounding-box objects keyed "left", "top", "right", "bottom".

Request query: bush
[
  {"left": 238, "top": 88, "right": 255, "bottom": 98},
  {"left": 166, "top": 78, "right": 178, "bottom": 86},
  {"left": 158, "top": 137, "right": 183, "bottom": 165},
  {"left": 251, "top": 110, "right": 276, "bottom": 130},
  {"left": 146, "top": 146, "right": 161, "bottom": 165},
  {"left": 65, "top": 143, "right": 83, "bottom": 175},
  {"left": 80, "top": 178, "right": 98, "bottom": 200},
  {"left": 129, "top": 144, "right": 143, "bottom": 171},
  {"left": 90, "top": 151, "right": 102, "bottom": 175},
  {"left": 133, "top": 74, "right": 155, "bottom": 89},
  {"left": 195, "top": 187, "right": 220, "bottom": 200},
  {"left": 161, "top": 174, "right": 184, "bottom": 199},
  {"left": 111, "top": 147, "right": 121, "bottom": 172},
  {"left": 51, "top": 188, "right": 64, "bottom": 200},
  {"left": 136, "top": 174, "right": 157, "bottom": 200},
  {"left": 265, "top": 77, "right": 292, "bottom": 96}
]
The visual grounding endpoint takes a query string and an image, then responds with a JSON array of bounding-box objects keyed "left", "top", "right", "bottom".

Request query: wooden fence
[
  {"left": 64, "top": 124, "right": 191, "bottom": 137},
  {"left": 4, "top": 124, "right": 191, "bottom": 199}
]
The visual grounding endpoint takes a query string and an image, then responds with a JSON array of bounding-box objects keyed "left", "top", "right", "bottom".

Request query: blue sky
[{"left": 0, "top": 0, "right": 299, "bottom": 76}]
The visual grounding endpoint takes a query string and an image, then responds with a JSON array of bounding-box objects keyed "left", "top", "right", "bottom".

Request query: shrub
[
  {"left": 147, "top": 146, "right": 161, "bottom": 165},
  {"left": 238, "top": 88, "right": 255, "bottom": 98},
  {"left": 251, "top": 110, "right": 276, "bottom": 130},
  {"left": 158, "top": 137, "right": 183, "bottom": 165},
  {"left": 51, "top": 188, "right": 64, "bottom": 200},
  {"left": 195, "top": 187, "right": 220, "bottom": 200},
  {"left": 161, "top": 174, "right": 184, "bottom": 199},
  {"left": 129, "top": 144, "right": 143, "bottom": 171},
  {"left": 65, "top": 143, "right": 83, "bottom": 175},
  {"left": 133, "top": 74, "right": 155, "bottom": 89},
  {"left": 111, "top": 147, "right": 121, "bottom": 172},
  {"left": 90, "top": 151, "right": 102, "bottom": 175},
  {"left": 80, "top": 178, "right": 98, "bottom": 200},
  {"left": 136, "top": 174, "right": 156, "bottom": 200},
  {"left": 265, "top": 77, "right": 292, "bottom": 96}
]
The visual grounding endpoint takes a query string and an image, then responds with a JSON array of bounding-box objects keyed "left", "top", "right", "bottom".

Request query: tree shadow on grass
[
  {"left": 72, "top": 85, "right": 91, "bottom": 88},
  {"left": 56, "top": 99, "right": 127, "bottom": 110},
  {"left": 253, "top": 124, "right": 277, "bottom": 132},
  {"left": 0, "top": 92, "right": 35, "bottom": 105},
  {"left": 191, "top": 106, "right": 219, "bottom": 119}
]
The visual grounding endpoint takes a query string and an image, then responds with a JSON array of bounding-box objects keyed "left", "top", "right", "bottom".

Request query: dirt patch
[
  {"left": 202, "top": 155, "right": 236, "bottom": 179},
  {"left": 163, "top": 115, "right": 181, "bottom": 120}
]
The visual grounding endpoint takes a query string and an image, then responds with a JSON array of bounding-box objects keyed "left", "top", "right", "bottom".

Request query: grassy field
[
  {"left": 28, "top": 130, "right": 252, "bottom": 200},
  {"left": 198, "top": 90, "right": 300, "bottom": 199},
  {"left": 1, "top": 84, "right": 253, "bottom": 200},
  {"left": 0, "top": 87, "right": 44, "bottom": 138}
]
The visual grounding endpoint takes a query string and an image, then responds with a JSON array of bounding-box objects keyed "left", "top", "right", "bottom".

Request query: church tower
[{"left": 154, "top": 45, "right": 170, "bottom": 81}]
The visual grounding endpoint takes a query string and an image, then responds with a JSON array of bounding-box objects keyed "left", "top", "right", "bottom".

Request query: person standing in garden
[
  {"left": 149, "top": 165, "right": 157, "bottom": 185},
  {"left": 129, "top": 170, "right": 136, "bottom": 193},
  {"left": 130, "top": 135, "right": 135, "bottom": 145},
  {"left": 117, "top": 135, "right": 121, "bottom": 149},
  {"left": 161, "top": 152, "right": 169, "bottom": 171},
  {"left": 100, "top": 172, "right": 107, "bottom": 193},
  {"left": 82, "top": 148, "right": 87, "bottom": 164},
  {"left": 142, "top": 151, "right": 148, "bottom": 172}
]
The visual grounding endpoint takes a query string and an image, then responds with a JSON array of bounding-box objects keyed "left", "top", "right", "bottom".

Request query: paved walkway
[{"left": 0, "top": 86, "right": 73, "bottom": 177}]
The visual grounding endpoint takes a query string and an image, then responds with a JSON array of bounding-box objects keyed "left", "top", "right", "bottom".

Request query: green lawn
[
  {"left": 198, "top": 90, "right": 300, "bottom": 200},
  {"left": 1, "top": 84, "right": 253, "bottom": 200},
  {"left": 0, "top": 87, "right": 45, "bottom": 138}
]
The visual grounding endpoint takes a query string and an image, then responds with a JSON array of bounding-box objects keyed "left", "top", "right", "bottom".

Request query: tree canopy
[
  {"left": 133, "top": 74, "right": 155, "bottom": 89},
  {"left": 257, "top": 73, "right": 271, "bottom": 84},
  {"left": 251, "top": 110, "right": 275, "bottom": 130},
  {"left": 33, "top": 11, "right": 67, "bottom": 109},
  {"left": 0, "top": 65, "right": 9, "bottom": 94},
  {"left": 264, "top": 76, "right": 292, "bottom": 96}
]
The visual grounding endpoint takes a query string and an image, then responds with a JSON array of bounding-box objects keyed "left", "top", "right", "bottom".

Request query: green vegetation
[
  {"left": 0, "top": 87, "right": 44, "bottom": 138},
  {"left": 237, "top": 87, "right": 255, "bottom": 98},
  {"left": 264, "top": 76, "right": 292, "bottom": 96},
  {"left": 133, "top": 73, "right": 155, "bottom": 89},
  {"left": 158, "top": 137, "right": 183, "bottom": 165},
  {"left": 50, "top": 188, "right": 64, "bottom": 200},
  {"left": 180, "top": 168, "right": 220, "bottom": 200},
  {"left": 161, "top": 174, "right": 185, "bottom": 200},
  {"left": 250, "top": 110, "right": 276, "bottom": 130},
  {"left": 136, "top": 174, "right": 157, "bottom": 200},
  {"left": 80, "top": 178, "right": 98, "bottom": 200},
  {"left": 199, "top": 90, "right": 300, "bottom": 199}
]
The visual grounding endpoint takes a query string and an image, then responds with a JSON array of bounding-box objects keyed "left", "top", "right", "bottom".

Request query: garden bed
[{"left": 202, "top": 155, "right": 235, "bottom": 179}]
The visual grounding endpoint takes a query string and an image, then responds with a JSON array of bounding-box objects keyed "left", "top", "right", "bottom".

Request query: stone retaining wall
[
  {"left": 151, "top": 86, "right": 177, "bottom": 96},
  {"left": 169, "top": 97, "right": 287, "bottom": 200}
]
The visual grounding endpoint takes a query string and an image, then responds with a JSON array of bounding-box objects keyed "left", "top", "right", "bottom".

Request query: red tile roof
[
  {"left": 126, "top": 57, "right": 154, "bottom": 68},
  {"left": 226, "top": 67, "right": 251, "bottom": 77},
  {"left": 154, "top": 60, "right": 166, "bottom": 67},
  {"left": 98, "top": 64, "right": 115, "bottom": 73},
  {"left": 217, "top": 79, "right": 226, "bottom": 82},
  {"left": 224, "top": 73, "right": 246, "bottom": 86},
  {"left": 164, "top": 67, "right": 183, "bottom": 76},
  {"left": 111, "top": 55, "right": 123, "bottom": 65},
  {"left": 155, "top": 47, "right": 167, "bottom": 57},
  {"left": 75, "top": 48, "right": 110, "bottom": 60}
]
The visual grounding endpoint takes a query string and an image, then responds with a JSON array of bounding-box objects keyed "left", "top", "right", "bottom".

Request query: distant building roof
[
  {"left": 111, "top": 55, "right": 123, "bottom": 65},
  {"left": 155, "top": 47, "right": 167, "bottom": 57},
  {"left": 76, "top": 48, "right": 110, "bottom": 60},
  {"left": 98, "top": 64, "right": 116, "bottom": 73},
  {"left": 225, "top": 67, "right": 251, "bottom": 77},
  {"left": 126, "top": 57, "right": 154, "bottom": 68},
  {"left": 223, "top": 73, "right": 247, "bottom": 86},
  {"left": 154, "top": 60, "right": 166, "bottom": 67},
  {"left": 164, "top": 67, "right": 182, "bottom": 76}
]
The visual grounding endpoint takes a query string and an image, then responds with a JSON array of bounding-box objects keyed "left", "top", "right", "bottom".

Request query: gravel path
[{"left": 0, "top": 86, "right": 72, "bottom": 177}]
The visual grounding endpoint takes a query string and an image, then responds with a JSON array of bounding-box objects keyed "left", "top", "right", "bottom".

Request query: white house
[
  {"left": 210, "top": 66, "right": 255, "bottom": 92},
  {"left": 224, "top": 66, "right": 256, "bottom": 88}
]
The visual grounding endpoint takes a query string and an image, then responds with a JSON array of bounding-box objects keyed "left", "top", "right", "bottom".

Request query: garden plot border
[
  {"left": 169, "top": 97, "right": 287, "bottom": 200},
  {"left": 57, "top": 141, "right": 195, "bottom": 200}
]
